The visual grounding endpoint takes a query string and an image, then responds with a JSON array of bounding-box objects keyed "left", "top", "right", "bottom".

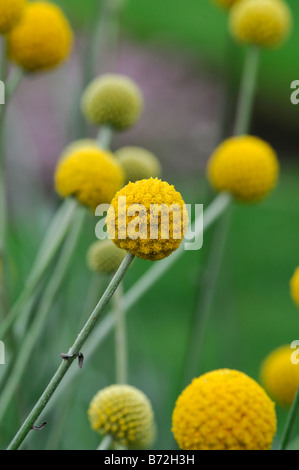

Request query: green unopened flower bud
[
  {"left": 87, "top": 239, "right": 126, "bottom": 274},
  {"left": 116, "top": 146, "right": 162, "bottom": 184},
  {"left": 81, "top": 74, "right": 143, "bottom": 131}
]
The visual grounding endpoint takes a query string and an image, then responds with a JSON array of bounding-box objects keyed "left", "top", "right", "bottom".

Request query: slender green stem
[
  {"left": 0, "top": 199, "right": 77, "bottom": 339},
  {"left": 233, "top": 46, "right": 260, "bottom": 136},
  {"left": 113, "top": 282, "right": 127, "bottom": 384},
  {"left": 0, "top": 208, "right": 86, "bottom": 421},
  {"left": 97, "top": 435, "right": 113, "bottom": 450},
  {"left": 97, "top": 125, "right": 113, "bottom": 150},
  {"left": 7, "top": 252, "right": 135, "bottom": 450},
  {"left": 44, "top": 193, "right": 233, "bottom": 413},
  {"left": 279, "top": 386, "right": 299, "bottom": 450}
]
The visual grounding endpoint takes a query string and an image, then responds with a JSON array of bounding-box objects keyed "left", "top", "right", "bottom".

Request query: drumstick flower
[
  {"left": 229, "top": 0, "right": 292, "bottom": 48},
  {"left": 7, "top": 1, "right": 73, "bottom": 72},
  {"left": 207, "top": 135, "right": 279, "bottom": 203},
  {"left": 0, "top": 0, "right": 26, "bottom": 34},
  {"left": 88, "top": 385, "right": 155, "bottom": 449},
  {"left": 260, "top": 345, "right": 299, "bottom": 407},
  {"left": 81, "top": 74, "right": 143, "bottom": 131},
  {"left": 172, "top": 369, "right": 276, "bottom": 450},
  {"left": 106, "top": 178, "right": 189, "bottom": 261},
  {"left": 55, "top": 146, "right": 125, "bottom": 210}
]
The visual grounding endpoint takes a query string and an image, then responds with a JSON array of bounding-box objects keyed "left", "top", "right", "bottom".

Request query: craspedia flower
[
  {"left": 87, "top": 239, "right": 127, "bottom": 275},
  {"left": 290, "top": 267, "right": 299, "bottom": 308},
  {"left": 55, "top": 147, "right": 125, "bottom": 210},
  {"left": 172, "top": 369, "right": 276, "bottom": 451},
  {"left": 81, "top": 74, "right": 143, "bottom": 131},
  {"left": 0, "top": 0, "right": 26, "bottom": 34},
  {"left": 207, "top": 135, "right": 279, "bottom": 203},
  {"left": 213, "top": 0, "right": 239, "bottom": 9},
  {"left": 260, "top": 345, "right": 299, "bottom": 407},
  {"left": 106, "top": 178, "right": 189, "bottom": 261},
  {"left": 60, "top": 139, "right": 98, "bottom": 160},
  {"left": 7, "top": 1, "right": 73, "bottom": 72},
  {"left": 88, "top": 385, "right": 155, "bottom": 449},
  {"left": 229, "top": 0, "right": 292, "bottom": 48},
  {"left": 116, "top": 146, "right": 162, "bottom": 184}
]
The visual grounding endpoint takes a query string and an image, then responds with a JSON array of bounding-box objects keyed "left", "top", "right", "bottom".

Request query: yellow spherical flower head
[
  {"left": 55, "top": 147, "right": 125, "bottom": 210},
  {"left": 116, "top": 146, "right": 162, "bottom": 184},
  {"left": 229, "top": 0, "right": 292, "bottom": 48},
  {"left": 81, "top": 74, "right": 143, "bottom": 131},
  {"left": 88, "top": 385, "right": 155, "bottom": 449},
  {"left": 106, "top": 178, "right": 189, "bottom": 261},
  {"left": 172, "top": 369, "right": 276, "bottom": 451},
  {"left": 213, "top": 0, "right": 239, "bottom": 9},
  {"left": 207, "top": 135, "right": 279, "bottom": 203},
  {"left": 60, "top": 139, "right": 98, "bottom": 160},
  {"left": 0, "top": 0, "right": 26, "bottom": 34},
  {"left": 7, "top": 1, "right": 73, "bottom": 72},
  {"left": 290, "top": 267, "right": 299, "bottom": 308},
  {"left": 260, "top": 345, "right": 299, "bottom": 407},
  {"left": 87, "top": 239, "right": 127, "bottom": 275}
]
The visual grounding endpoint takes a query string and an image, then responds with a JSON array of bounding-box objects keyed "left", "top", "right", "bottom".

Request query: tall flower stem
[
  {"left": 42, "top": 193, "right": 233, "bottom": 414},
  {"left": 97, "top": 434, "right": 113, "bottom": 450},
  {"left": 0, "top": 198, "right": 77, "bottom": 338},
  {"left": 179, "top": 45, "right": 261, "bottom": 386},
  {"left": 233, "top": 46, "right": 260, "bottom": 136},
  {"left": 113, "top": 282, "right": 127, "bottom": 384},
  {"left": 0, "top": 207, "right": 86, "bottom": 421},
  {"left": 7, "top": 252, "right": 135, "bottom": 450},
  {"left": 279, "top": 386, "right": 299, "bottom": 450}
]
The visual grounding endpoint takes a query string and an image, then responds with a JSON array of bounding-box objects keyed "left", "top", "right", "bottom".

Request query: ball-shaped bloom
[
  {"left": 260, "top": 345, "right": 299, "bottom": 407},
  {"left": 0, "top": 0, "right": 26, "bottom": 34},
  {"left": 116, "top": 146, "right": 162, "bottom": 184},
  {"left": 172, "top": 369, "right": 276, "bottom": 451},
  {"left": 290, "top": 267, "right": 299, "bottom": 308},
  {"left": 207, "top": 135, "right": 279, "bottom": 203},
  {"left": 106, "top": 178, "right": 189, "bottom": 261},
  {"left": 229, "top": 0, "right": 292, "bottom": 48},
  {"left": 7, "top": 1, "right": 73, "bottom": 72},
  {"left": 60, "top": 139, "right": 98, "bottom": 160},
  {"left": 213, "top": 0, "right": 239, "bottom": 9},
  {"left": 87, "top": 239, "right": 127, "bottom": 274},
  {"left": 55, "top": 147, "right": 125, "bottom": 210},
  {"left": 88, "top": 385, "right": 155, "bottom": 449},
  {"left": 81, "top": 74, "right": 143, "bottom": 131}
]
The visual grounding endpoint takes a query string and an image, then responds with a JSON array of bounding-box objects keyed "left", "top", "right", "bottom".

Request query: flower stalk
[
  {"left": 7, "top": 252, "right": 135, "bottom": 450},
  {"left": 279, "top": 385, "right": 299, "bottom": 450}
]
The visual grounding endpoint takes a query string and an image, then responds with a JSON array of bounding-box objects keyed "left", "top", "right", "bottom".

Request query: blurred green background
[{"left": 1, "top": 0, "right": 299, "bottom": 450}]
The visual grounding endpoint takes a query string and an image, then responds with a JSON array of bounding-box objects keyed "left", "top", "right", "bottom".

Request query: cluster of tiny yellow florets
[
  {"left": 290, "top": 267, "right": 299, "bottom": 308},
  {"left": 260, "top": 345, "right": 299, "bottom": 407},
  {"left": 116, "top": 147, "right": 162, "bottom": 184},
  {"left": 213, "top": 0, "right": 239, "bottom": 9},
  {"left": 172, "top": 369, "right": 276, "bottom": 450},
  {"left": 229, "top": 0, "right": 292, "bottom": 48},
  {"left": 7, "top": 1, "right": 73, "bottom": 72},
  {"left": 55, "top": 146, "right": 125, "bottom": 210},
  {"left": 207, "top": 135, "right": 279, "bottom": 203},
  {"left": 0, "top": 0, "right": 26, "bottom": 34},
  {"left": 106, "top": 178, "right": 189, "bottom": 261},
  {"left": 88, "top": 385, "right": 155, "bottom": 449},
  {"left": 81, "top": 74, "right": 143, "bottom": 131},
  {"left": 87, "top": 239, "right": 127, "bottom": 275}
]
